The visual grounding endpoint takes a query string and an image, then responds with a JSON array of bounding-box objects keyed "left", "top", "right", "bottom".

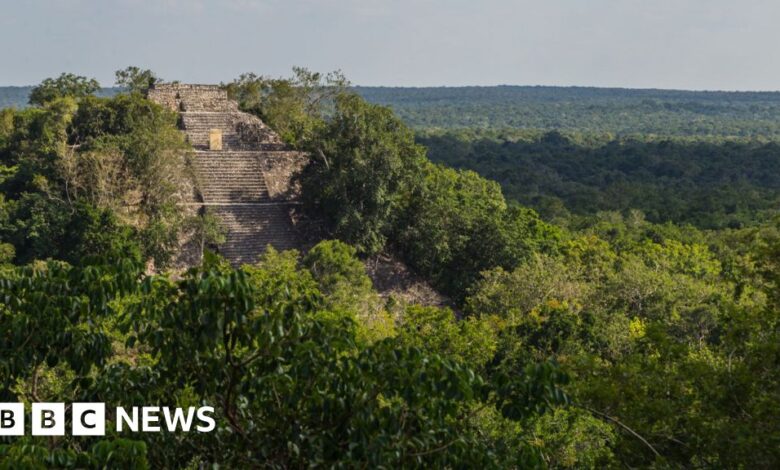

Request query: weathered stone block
[
  {"left": 209, "top": 129, "right": 223, "bottom": 150},
  {"left": 147, "top": 83, "right": 237, "bottom": 112}
]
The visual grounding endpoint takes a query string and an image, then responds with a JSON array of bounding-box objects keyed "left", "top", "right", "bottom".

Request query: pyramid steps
[
  {"left": 191, "top": 151, "right": 270, "bottom": 203},
  {"left": 181, "top": 112, "right": 241, "bottom": 149},
  {"left": 149, "top": 83, "right": 303, "bottom": 266},
  {"left": 207, "top": 204, "right": 300, "bottom": 265},
  {"left": 181, "top": 112, "right": 286, "bottom": 151}
]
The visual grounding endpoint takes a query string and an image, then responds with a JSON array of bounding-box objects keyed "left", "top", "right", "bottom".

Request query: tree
[
  {"left": 395, "top": 163, "right": 560, "bottom": 297},
  {"left": 302, "top": 93, "right": 427, "bottom": 254},
  {"left": 223, "top": 67, "right": 348, "bottom": 147},
  {"left": 303, "top": 239, "right": 392, "bottom": 343},
  {"left": 1, "top": 89, "right": 191, "bottom": 267},
  {"left": 115, "top": 66, "right": 162, "bottom": 94},
  {"left": 28, "top": 73, "right": 100, "bottom": 106},
  {"left": 396, "top": 304, "right": 499, "bottom": 367},
  {"left": 0, "top": 254, "right": 570, "bottom": 467}
]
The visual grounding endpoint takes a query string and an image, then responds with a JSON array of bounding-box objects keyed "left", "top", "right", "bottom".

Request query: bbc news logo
[{"left": 0, "top": 403, "right": 215, "bottom": 436}]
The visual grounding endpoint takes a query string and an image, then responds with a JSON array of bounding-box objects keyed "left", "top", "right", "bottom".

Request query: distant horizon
[{"left": 3, "top": 82, "right": 780, "bottom": 95}]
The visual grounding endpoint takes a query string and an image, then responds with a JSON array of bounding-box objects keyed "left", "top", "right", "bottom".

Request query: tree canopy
[
  {"left": 1, "top": 69, "right": 779, "bottom": 468},
  {"left": 28, "top": 73, "right": 100, "bottom": 106}
]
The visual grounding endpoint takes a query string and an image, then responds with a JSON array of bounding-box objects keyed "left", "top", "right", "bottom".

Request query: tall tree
[
  {"left": 303, "top": 93, "right": 427, "bottom": 254},
  {"left": 223, "top": 67, "right": 348, "bottom": 147},
  {"left": 115, "top": 66, "right": 162, "bottom": 94},
  {"left": 28, "top": 73, "right": 100, "bottom": 106}
]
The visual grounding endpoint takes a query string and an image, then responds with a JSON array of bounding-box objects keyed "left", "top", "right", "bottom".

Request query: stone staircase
[
  {"left": 191, "top": 150, "right": 271, "bottom": 203},
  {"left": 148, "top": 83, "right": 306, "bottom": 266},
  {"left": 182, "top": 113, "right": 242, "bottom": 149},
  {"left": 181, "top": 112, "right": 286, "bottom": 151},
  {"left": 208, "top": 205, "right": 300, "bottom": 265}
]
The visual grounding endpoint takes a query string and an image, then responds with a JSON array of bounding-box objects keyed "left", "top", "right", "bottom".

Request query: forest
[
  {"left": 420, "top": 129, "right": 780, "bottom": 228},
  {"left": 0, "top": 69, "right": 778, "bottom": 468},
  {"left": 357, "top": 85, "right": 780, "bottom": 137}
]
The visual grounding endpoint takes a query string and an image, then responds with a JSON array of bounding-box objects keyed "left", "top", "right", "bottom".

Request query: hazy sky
[{"left": 1, "top": 0, "right": 779, "bottom": 90}]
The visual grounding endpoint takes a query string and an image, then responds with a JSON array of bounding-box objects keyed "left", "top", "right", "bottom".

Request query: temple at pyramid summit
[{"left": 147, "top": 83, "right": 308, "bottom": 266}]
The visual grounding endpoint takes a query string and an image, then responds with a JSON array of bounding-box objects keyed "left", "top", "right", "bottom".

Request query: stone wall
[
  {"left": 258, "top": 151, "right": 309, "bottom": 200},
  {"left": 147, "top": 84, "right": 238, "bottom": 112},
  {"left": 233, "top": 114, "right": 286, "bottom": 149}
]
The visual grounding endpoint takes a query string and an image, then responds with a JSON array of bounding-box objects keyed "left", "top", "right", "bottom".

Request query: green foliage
[
  {"left": 10, "top": 84, "right": 780, "bottom": 137},
  {"left": 466, "top": 255, "right": 585, "bottom": 322},
  {"left": 270, "top": 77, "right": 562, "bottom": 297},
  {"left": 396, "top": 163, "right": 561, "bottom": 298},
  {"left": 3, "top": 69, "right": 780, "bottom": 468},
  {"left": 421, "top": 130, "right": 780, "bottom": 228},
  {"left": 302, "top": 240, "right": 392, "bottom": 343},
  {"left": 357, "top": 85, "right": 780, "bottom": 138},
  {"left": 755, "top": 219, "right": 780, "bottom": 307},
  {"left": 531, "top": 408, "right": 616, "bottom": 468},
  {"left": 303, "top": 93, "right": 427, "bottom": 254},
  {"left": 0, "top": 108, "right": 13, "bottom": 147},
  {"left": 0, "top": 243, "right": 13, "bottom": 265},
  {"left": 0, "top": 255, "right": 568, "bottom": 467},
  {"left": 397, "top": 305, "right": 498, "bottom": 367},
  {"left": 0, "top": 438, "right": 148, "bottom": 468},
  {"left": 28, "top": 73, "right": 100, "bottom": 106},
  {"left": 0, "top": 88, "right": 190, "bottom": 266},
  {"left": 0, "top": 259, "right": 140, "bottom": 398},
  {"left": 460, "top": 212, "right": 780, "bottom": 467},
  {"left": 303, "top": 239, "right": 371, "bottom": 294},
  {"left": 1, "top": 197, "right": 141, "bottom": 265},
  {"left": 0, "top": 193, "right": 70, "bottom": 262},
  {"left": 224, "top": 67, "right": 347, "bottom": 147},
  {"left": 114, "top": 66, "right": 161, "bottom": 94},
  {"left": 62, "top": 203, "right": 143, "bottom": 265},
  {"left": 287, "top": 86, "right": 562, "bottom": 300},
  {"left": 184, "top": 210, "right": 227, "bottom": 263}
]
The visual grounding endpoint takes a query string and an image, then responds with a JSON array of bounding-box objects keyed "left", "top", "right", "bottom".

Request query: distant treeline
[
  {"left": 0, "top": 86, "right": 119, "bottom": 109},
  {"left": 0, "top": 86, "right": 32, "bottom": 109},
  {"left": 355, "top": 85, "right": 780, "bottom": 137},
  {"left": 5, "top": 85, "right": 780, "bottom": 137},
  {"left": 420, "top": 129, "right": 780, "bottom": 228}
]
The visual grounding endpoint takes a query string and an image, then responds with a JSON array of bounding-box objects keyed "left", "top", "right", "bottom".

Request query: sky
[{"left": 1, "top": 0, "right": 779, "bottom": 90}]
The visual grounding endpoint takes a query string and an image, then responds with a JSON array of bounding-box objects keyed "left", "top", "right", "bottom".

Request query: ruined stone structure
[{"left": 148, "top": 83, "right": 308, "bottom": 265}]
